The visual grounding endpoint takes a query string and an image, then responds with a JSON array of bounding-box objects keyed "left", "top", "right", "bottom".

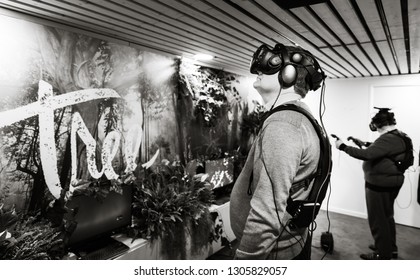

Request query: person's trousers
[{"left": 365, "top": 184, "right": 400, "bottom": 259}]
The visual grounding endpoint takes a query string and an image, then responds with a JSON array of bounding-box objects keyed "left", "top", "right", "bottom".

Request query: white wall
[{"left": 304, "top": 74, "right": 420, "bottom": 228}]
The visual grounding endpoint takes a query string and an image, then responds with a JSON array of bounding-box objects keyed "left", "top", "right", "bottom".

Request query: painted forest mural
[{"left": 0, "top": 15, "right": 258, "bottom": 259}]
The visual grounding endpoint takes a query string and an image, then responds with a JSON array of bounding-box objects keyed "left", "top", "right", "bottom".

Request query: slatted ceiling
[
  {"left": 326, "top": 1, "right": 382, "bottom": 76},
  {"left": 182, "top": 3, "right": 266, "bottom": 50},
  {"left": 361, "top": 42, "right": 389, "bottom": 75},
  {"left": 318, "top": 47, "right": 357, "bottom": 77},
  {"left": 31, "top": 1, "right": 248, "bottom": 73},
  {"left": 409, "top": 35, "right": 420, "bottom": 75},
  {"left": 292, "top": 7, "right": 340, "bottom": 47},
  {"left": 244, "top": 0, "right": 308, "bottom": 46},
  {"left": 105, "top": 1, "right": 252, "bottom": 65},
  {"left": 383, "top": 0, "right": 403, "bottom": 39},
  {"left": 347, "top": 44, "right": 380, "bottom": 76},
  {"left": 393, "top": 39, "right": 409, "bottom": 74},
  {"left": 353, "top": 0, "right": 393, "bottom": 75},
  {"left": 333, "top": 46, "right": 370, "bottom": 76},
  {"left": 25, "top": 0, "right": 201, "bottom": 61},
  {"left": 180, "top": 0, "right": 197, "bottom": 6},
  {"left": 195, "top": 1, "right": 267, "bottom": 46},
  {"left": 137, "top": 0, "right": 244, "bottom": 49},
  {"left": 320, "top": 48, "right": 358, "bottom": 77},
  {"left": 376, "top": 41, "right": 400, "bottom": 75},
  {"left": 315, "top": 54, "right": 348, "bottom": 77},
  {"left": 408, "top": 0, "right": 420, "bottom": 74},
  {"left": 0, "top": 0, "right": 419, "bottom": 78},
  {"left": 367, "top": 1, "right": 402, "bottom": 75},
  {"left": 102, "top": 0, "right": 248, "bottom": 52},
  {"left": 101, "top": 1, "right": 254, "bottom": 62},
  {"left": 286, "top": 8, "right": 328, "bottom": 47},
  {"left": 357, "top": 0, "right": 387, "bottom": 41},
  {"left": 317, "top": 63, "right": 341, "bottom": 79},
  {"left": 347, "top": 1, "right": 378, "bottom": 43},
  {"left": 332, "top": 0, "right": 370, "bottom": 43},
  {"left": 311, "top": 4, "right": 353, "bottom": 45},
  {"left": 132, "top": 0, "right": 180, "bottom": 20},
  {"left": 255, "top": 0, "right": 306, "bottom": 35},
  {"left": 280, "top": 9, "right": 330, "bottom": 48},
  {"left": 223, "top": 0, "right": 292, "bottom": 44},
  {"left": 170, "top": 1, "right": 265, "bottom": 47}
]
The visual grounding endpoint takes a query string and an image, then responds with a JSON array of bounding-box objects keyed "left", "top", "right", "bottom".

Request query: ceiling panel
[
  {"left": 0, "top": 0, "right": 418, "bottom": 78},
  {"left": 347, "top": 44, "right": 381, "bottom": 76},
  {"left": 291, "top": 6, "right": 340, "bottom": 47},
  {"left": 408, "top": 0, "right": 420, "bottom": 74},
  {"left": 376, "top": 41, "right": 400, "bottom": 75},
  {"left": 361, "top": 42, "right": 389, "bottom": 75},
  {"left": 356, "top": 0, "right": 387, "bottom": 41},
  {"left": 333, "top": 46, "right": 371, "bottom": 76},
  {"left": 331, "top": 0, "right": 370, "bottom": 43},
  {"left": 311, "top": 3, "right": 354, "bottom": 45}
]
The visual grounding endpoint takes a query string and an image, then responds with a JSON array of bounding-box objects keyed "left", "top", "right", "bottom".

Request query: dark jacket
[{"left": 340, "top": 130, "right": 405, "bottom": 190}]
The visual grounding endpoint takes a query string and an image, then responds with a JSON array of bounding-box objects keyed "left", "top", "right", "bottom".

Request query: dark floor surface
[{"left": 207, "top": 210, "right": 420, "bottom": 260}]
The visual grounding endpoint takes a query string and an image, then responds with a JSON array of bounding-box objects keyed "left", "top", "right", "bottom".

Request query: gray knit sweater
[{"left": 230, "top": 100, "right": 320, "bottom": 259}]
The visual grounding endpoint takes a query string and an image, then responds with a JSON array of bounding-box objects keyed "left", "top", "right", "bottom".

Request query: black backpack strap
[{"left": 262, "top": 104, "right": 332, "bottom": 229}]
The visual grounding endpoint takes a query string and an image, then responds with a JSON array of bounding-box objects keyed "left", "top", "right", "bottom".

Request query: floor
[{"left": 207, "top": 210, "right": 420, "bottom": 260}]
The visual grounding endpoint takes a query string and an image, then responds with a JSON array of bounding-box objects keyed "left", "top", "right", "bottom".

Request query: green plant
[
  {"left": 194, "top": 89, "right": 228, "bottom": 127},
  {"left": 179, "top": 62, "right": 232, "bottom": 128},
  {"left": 130, "top": 161, "right": 216, "bottom": 259},
  {"left": 0, "top": 210, "right": 66, "bottom": 260}
]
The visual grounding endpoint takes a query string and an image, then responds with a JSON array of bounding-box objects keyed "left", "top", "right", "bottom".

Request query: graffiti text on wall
[{"left": 0, "top": 80, "right": 144, "bottom": 199}]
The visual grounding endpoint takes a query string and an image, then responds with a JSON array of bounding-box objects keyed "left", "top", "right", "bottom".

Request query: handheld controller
[{"left": 330, "top": 134, "right": 339, "bottom": 140}]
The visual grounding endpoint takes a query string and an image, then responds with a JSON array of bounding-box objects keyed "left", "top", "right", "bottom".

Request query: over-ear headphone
[{"left": 250, "top": 43, "right": 326, "bottom": 91}]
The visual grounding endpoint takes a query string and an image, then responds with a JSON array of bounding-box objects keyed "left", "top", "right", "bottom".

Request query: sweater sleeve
[
  {"left": 342, "top": 134, "right": 397, "bottom": 160},
  {"left": 235, "top": 120, "right": 302, "bottom": 259}
]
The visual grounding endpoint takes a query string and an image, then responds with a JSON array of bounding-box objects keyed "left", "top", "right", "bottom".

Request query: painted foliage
[
  {"left": 0, "top": 16, "right": 178, "bottom": 213},
  {"left": 178, "top": 61, "right": 252, "bottom": 162}
]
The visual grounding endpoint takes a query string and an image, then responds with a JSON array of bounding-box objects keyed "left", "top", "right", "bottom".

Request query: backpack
[
  {"left": 261, "top": 104, "right": 333, "bottom": 229},
  {"left": 389, "top": 130, "right": 414, "bottom": 173}
]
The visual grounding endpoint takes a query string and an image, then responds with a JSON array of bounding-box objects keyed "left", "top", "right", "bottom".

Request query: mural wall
[
  {"left": 0, "top": 15, "right": 180, "bottom": 213},
  {"left": 0, "top": 15, "right": 257, "bottom": 216}
]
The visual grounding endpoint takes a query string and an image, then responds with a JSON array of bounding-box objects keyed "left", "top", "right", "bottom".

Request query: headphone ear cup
[{"left": 279, "top": 64, "right": 297, "bottom": 88}]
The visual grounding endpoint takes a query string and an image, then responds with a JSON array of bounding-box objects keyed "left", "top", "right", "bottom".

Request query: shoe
[
  {"left": 368, "top": 244, "right": 398, "bottom": 259},
  {"left": 360, "top": 252, "right": 391, "bottom": 260}
]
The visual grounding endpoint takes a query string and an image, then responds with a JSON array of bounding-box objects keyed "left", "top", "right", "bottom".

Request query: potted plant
[{"left": 130, "top": 160, "right": 222, "bottom": 259}]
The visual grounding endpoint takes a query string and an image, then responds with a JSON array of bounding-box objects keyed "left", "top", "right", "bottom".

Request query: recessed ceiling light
[{"left": 193, "top": 53, "right": 214, "bottom": 61}]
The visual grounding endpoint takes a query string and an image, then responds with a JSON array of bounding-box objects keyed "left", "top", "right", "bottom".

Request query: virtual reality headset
[
  {"left": 250, "top": 44, "right": 284, "bottom": 75},
  {"left": 250, "top": 43, "right": 326, "bottom": 91},
  {"left": 370, "top": 107, "right": 396, "bottom": 131}
]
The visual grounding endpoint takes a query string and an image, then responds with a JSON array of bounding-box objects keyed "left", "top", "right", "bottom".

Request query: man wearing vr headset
[
  {"left": 334, "top": 108, "right": 411, "bottom": 260},
  {"left": 230, "top": 43, "right": 325, "bottom": 259}
]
